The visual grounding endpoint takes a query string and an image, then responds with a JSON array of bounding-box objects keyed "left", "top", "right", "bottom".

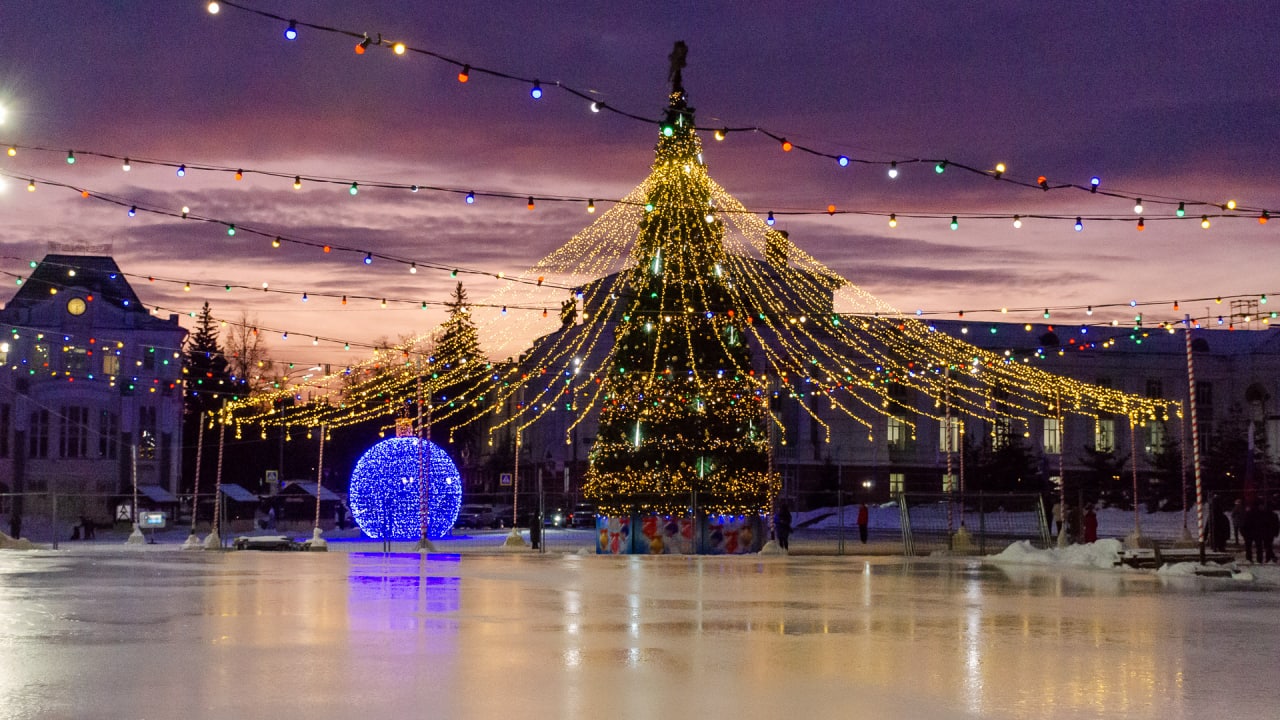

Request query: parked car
[
  {"left": 454, "top": 504, "right": 496, "bottom": 529},
  {"left": 544, "top": 507, "right": 567, "bottom": 528},
  {"left": 568, "top": 503, "right": 597, "bottom": 528}
]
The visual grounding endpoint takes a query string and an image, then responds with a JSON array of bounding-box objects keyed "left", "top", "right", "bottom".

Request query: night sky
[{"left": 2, "top": 1, "right": 1277, "bottom": 368}]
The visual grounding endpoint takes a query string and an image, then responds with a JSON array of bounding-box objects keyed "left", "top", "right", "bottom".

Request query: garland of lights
[
  {"left": 5, "top": 147, "right": 1272, "bottom": 225},
  {"left": 197, "top": 1, "right": 1272, "bottom": 219}
]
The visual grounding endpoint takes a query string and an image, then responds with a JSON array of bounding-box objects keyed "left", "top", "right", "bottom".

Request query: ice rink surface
[{"left": 1, "top": 548, "right": 1276, "bottom": 720}]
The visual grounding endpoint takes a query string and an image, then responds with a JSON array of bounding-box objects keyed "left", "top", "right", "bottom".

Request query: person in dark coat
[
  {"left": 1263, "top": 503, "right": 1279, "bottom": 563},
  {"left": 1231, "top": 499, "right": 1246, "bottom": 546},
  {"left": 857, "top": 502, "right": 869, "bottom": 544},
  {"left": 1242, "top": 500, "right": 1268, "bottom": 562},
  {"left": 527, "top": 510, "right": 542, "bottom": 550},
  {"left": 775, "top": 503, "right": 792, "bottom": 551},
  {"left": 1082, "top": 505, "right": 1098, "bottom": 543},
  {"left": 1211, "top": 500, "right": 1231, "bottom": 553}
]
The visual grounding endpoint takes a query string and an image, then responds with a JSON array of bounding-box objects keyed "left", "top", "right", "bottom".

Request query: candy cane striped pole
[{"left": 1184, "top": 316, "right": 1204, "bottom": 547}]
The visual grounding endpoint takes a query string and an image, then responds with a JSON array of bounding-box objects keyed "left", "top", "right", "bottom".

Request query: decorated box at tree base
[{"left": 596, "top": 514, "right": 765, "bottom": 555}]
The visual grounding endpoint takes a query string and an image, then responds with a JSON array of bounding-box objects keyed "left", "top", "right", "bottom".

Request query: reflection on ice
[{"left": 0, "top": 550, "right": 1276, "bottom": 719}]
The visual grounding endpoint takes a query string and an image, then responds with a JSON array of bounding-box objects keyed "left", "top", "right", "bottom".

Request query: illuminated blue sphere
[{"left": 349, "top": 437, "right": 462, "bottom": 540}]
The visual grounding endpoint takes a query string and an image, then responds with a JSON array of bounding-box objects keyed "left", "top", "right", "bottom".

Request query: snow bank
[
  {"left": 990, "top": 538, "right": 1123, "bottom": 569},
  {"left": 0, "top": 532, "right": 37, "bottom": 550}
]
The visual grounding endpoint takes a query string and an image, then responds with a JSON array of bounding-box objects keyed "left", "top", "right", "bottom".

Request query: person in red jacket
[
  {"left": 1082, "top": 505, "right": 1098, "bottom": 543},
  {"left": 857, "top": 502, "right": 869, "bottom": 544}
]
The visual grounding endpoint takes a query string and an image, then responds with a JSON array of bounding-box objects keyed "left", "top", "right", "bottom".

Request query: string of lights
[
  {"left": 6, "top": 143, "right": 1273, "bottom": 227},
  {"left": 0, "top": 170, "right": 577, "bottom": 290},
  {"left": 199, "top": 1, "right": 1274, "bottom": 220},
  {"left": 0, "top": 260, "right": 556, "bottom": 316}
]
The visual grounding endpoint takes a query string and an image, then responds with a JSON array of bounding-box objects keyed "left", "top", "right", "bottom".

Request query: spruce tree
[
  {"left": 582, "top": 67, "right": 777, "bottom": 517},
  {"left": 184, "top": 302, "right": 238, "bottom": 415},
  {"left": 428, "top": 282, "right": 487, "bottom": 453}
]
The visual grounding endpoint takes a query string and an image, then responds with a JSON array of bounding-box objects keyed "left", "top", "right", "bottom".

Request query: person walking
[
  {"left": 857, "top": 502, "right": 869, "bottom": 544},
  {"left": 775, "top": 502, "right": 792, "bottom": 551},
  {"left": 1082, "top": 505, "right": 1098, "bottom": 543},
  {"left": 1231, "top": 498, "right": 1246, "bottom": 547}
]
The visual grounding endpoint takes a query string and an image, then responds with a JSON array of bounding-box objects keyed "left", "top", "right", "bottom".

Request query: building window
[
  {"left": 29, "top": 409, "right": 49, "bottom": 458},
  {"left": 1044, "top": 417, "right": 1062, "bottom": 455},
  {"left": 942, "top": 472, "right": 957, "bottom": 492},
  {"left": 887, "top": 416, "right": 910, "bottom": 450},
  {"left": 889, "top": 472, "right": 905, "bottom": 495},
  {"left": 143, "top": 347, "right": 156, "bottom": 371},
  {"left": 33, "top": 343, "right": 50, "bottom": 369},
  {"left": 1146, "top": 379, "right": 1163, "bottom": 399},
  {"left": 1196, "top": 381, "right": 1214, "bottom": 422},
  {"left": 99, "top": 411, "right": 119, "bottom": 460},
  {"left": 1095, "top": 418, "right": 1116, "bottom": 453},
  {"left": 138, "top": 406, "right": 157, "bottom": 460},
  {"left": 939, "top": 417, "right": 961, "bottom": 453},
  {"left": 1267, "top": 419, "right": 1280, "bottom": 463},
  {"left": 63, "top": 346, "right": 89, "bottom": 375},
  {"left": 993, "top": 418, "right": 1011, "bottom": 449},
  {"left": 1145, "top": 421, "right": 1166, "bottom": 455},
  {"left": 59, "top": 406, "right": 90, "bottom": 458},
  {"left": 0, "top": 403, "right": 9, "bottom": 458}
]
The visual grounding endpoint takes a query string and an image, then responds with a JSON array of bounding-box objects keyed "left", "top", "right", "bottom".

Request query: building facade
[{"left": 0, "top": 255, "right": 187, "bottom": 523}]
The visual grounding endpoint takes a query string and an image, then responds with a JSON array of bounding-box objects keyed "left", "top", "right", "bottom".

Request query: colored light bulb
[
  {"left": 1176, "top": 202, "right": 1185, "bottom": 217},
  {"left": 363, "top": 253, "right": 372, "bottom": 265},
  {"left": 530, "top": 81, "right": 542, "bottom": 99},
  {"left": 458, "top": 65, "right": 470, "bottom": 83},
  {"left": 935, "top": 161, "right": 946, "bottom": 174},
  {"left": 587, "top": 199, "right": 596, "bottom": 214},
  {"left": 949, "top": 216, "right": 958, "bottom": 230},
  {"left": 285, "top": 21, "right": 297, "bottom": 40},
  {"left": 122, "top": 158, "right": 131, "bottom": 171},
  {"left": 128, "top": 206, "right": 136, "bottom": 217},
  {"left": 349, "top": 182, "right": 358, "bottom": 195},
  {"left": 176, "top": 164, "right": 185, "bottom": 177},
  {"left": 1075, "top": 217, "right": 1083, "bottom": 231},
  {"left": 766, "top": 211, "right": 775, "bottom": 226},
  {"left": 888, "top": 214, "right": 897, "bottom": 228},
  {"left": 1012, "top": 215, "right": 1021, "bottom": 229},
  {"left": 465, "top": 191, "right": 475, "bottom": 204},
  {"left": 1137, "top": 217, "right": 1145, "bottom": 231},
  {"left": 887, "top": 161, "right": 898, "bottom": 179},
  {"left": 293, "top": 176, "right": 302, "bottom": 189},
  {"left": 66, "top": 150, "right": 75, "bottom": 164},
  {"left": 1201, "top": 215, "right": 1210, "bottom": 229},
  {"left": 392, "top": 42, "right": 406, "bottom": 55},
  {"left": 206, "top": 1, "right": 220, "bottom": 14},
  {"left": 1090, "top": 176, "right": 1100, "bottom": 192},
  {"left": 837, "top": 155, "right": 849, "bottom": 167},
  {"left": 527, "top": 196, "right": 535, "bottom": 210},
  {"left": 781, "top": 139, "right": 793, "bottom": 152}
]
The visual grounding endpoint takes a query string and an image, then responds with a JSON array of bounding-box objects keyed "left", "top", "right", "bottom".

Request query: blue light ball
[{"left": 348, "top": 437, "right": 462, "bottom": 540}]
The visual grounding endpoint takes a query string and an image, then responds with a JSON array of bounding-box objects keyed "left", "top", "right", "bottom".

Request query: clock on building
[{"left": 67, "top": 297, "right": 87, "bottom": 316}]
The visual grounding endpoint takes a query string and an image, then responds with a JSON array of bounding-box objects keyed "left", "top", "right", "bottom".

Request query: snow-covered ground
[{"left": 1, "top": 540, "right": 1278, "bottom": 719}]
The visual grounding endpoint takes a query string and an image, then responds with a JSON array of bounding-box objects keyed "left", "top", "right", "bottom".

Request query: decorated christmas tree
[{"left": 582, "top": 48, "right": 778, "bottom": 517}]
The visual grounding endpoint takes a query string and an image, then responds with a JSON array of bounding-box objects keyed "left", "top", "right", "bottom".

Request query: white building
[{"left": 0, "top": 255, "right": 187, "bottom": 524}]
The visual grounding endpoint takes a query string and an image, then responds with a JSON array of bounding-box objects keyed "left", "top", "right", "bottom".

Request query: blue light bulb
[
  {"left": 837, "top": 155, "right": 849, "bottom": 167},
  {"left": 363, "top": 253, "right": 372, "bottom": 265},
  {"left": 285, "top": 21, "right": 297, "bottom": 40},
  {"left": 176, "top": 164, "right": 186, "bottom": 177},
  {"left": 1074, "top": 217, "right": 1083, "bottom": 232},
  {"left": 465, "top": 191, "right": 475, "bottom": 204},
  {"left": 530, "top": 81, "right": 542, "bottom": 99}
]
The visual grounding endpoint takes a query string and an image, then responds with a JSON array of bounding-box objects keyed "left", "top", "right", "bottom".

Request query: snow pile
[
  {"left": 990, "top": 538, "right": 1123, "bottom": 569},
  {"left": 0, "top": 532, "right": 37, "bottom": 550}
]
